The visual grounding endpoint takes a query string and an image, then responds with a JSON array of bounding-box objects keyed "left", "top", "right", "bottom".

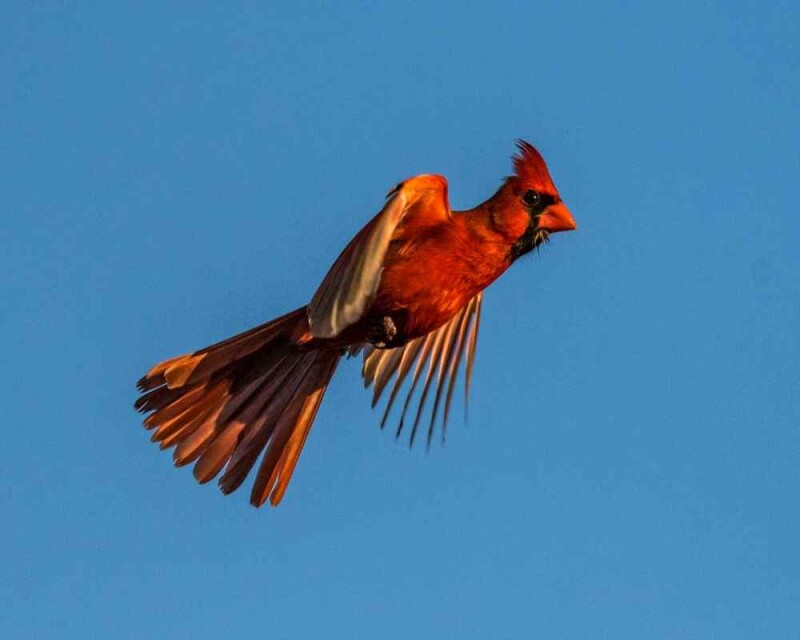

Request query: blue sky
[{"left": 2, "top": 2, "right": 798, "bottom": 638}]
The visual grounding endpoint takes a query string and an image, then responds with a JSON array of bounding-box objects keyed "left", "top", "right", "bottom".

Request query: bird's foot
[{"left": 368, "top": 315, "right": 398, "bottom": 349}]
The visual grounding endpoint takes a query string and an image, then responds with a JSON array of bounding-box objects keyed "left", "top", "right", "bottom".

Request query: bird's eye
[{"left": 522, "top": 190, "right": 541, "bottom": 207}]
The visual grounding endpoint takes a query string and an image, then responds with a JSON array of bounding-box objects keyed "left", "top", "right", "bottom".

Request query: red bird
[{"left": 135, "top": 140, "right": 576, "bottom": 507}]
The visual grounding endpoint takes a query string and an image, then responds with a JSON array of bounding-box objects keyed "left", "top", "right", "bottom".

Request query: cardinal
[{"left": 135, "top": 140, "right": 577, "bottom": 507}]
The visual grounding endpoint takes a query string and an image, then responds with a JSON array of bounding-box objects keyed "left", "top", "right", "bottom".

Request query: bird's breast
[{"left": 366, "top": 228, "right": 509, "bottom": 342}]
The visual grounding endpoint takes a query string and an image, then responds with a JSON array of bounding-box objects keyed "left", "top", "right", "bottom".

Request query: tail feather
[
  {"left": 135, "top": 306, "right": 341, "bottom": 507},
  {"left": 173, "top": 406, "right": 224, "bottom": 466},
  {"left": 220, "top": 353, "right": 316, "bottom": 477},
  {"left": 215, "top": 352, "right": 318, "bottom": 493},
  {"left": 249, "top": 354, "right": 339, "bottom": 507},
  {"left": 137, "top": 308, "right": 306, "bottom": 391},
  {"left": 135, "top": 383, "right": 187, "bottom": 414},
  {"left": 270, "top": 362, "right": 336, "bottom": 505},
  {"left": 193, "top": 421, "right": 247, "bottom": 484},
  {"left": 143, "top": 384, "right": 206, "bottom": 429},
  {"left": 249, "top": 357, "right": 319, "bottom": 507},
  {"left": 147, "top": 382, "right": 227, "bottom": 437},
  {"left": 215, "top": 346, "right": 294, "bottom": 426}
]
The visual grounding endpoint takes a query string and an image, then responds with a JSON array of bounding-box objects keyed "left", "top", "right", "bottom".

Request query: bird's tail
[{"left": 134, "top": 307, "right": 340, "bottom": 507}]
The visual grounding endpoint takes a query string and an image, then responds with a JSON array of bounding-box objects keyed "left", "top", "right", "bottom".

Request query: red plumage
[
  {"left": 135, "top": 140, "right": 576, "bottom": 507},
  {"left": 513, "top": 139, "right": 558, "bottom": 193}
]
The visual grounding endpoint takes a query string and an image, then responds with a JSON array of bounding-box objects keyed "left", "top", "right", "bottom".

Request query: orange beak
[{"left": 538, "top": 201, "right": 577, "bottom": 233}]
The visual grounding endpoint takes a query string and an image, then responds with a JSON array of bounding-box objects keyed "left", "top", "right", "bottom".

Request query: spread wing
[
  {"left": 361, "top": 292, "right": 483, "bottom": 448},
  {"left": 307, "top": 174, "right": 450, "bottom": 339}
]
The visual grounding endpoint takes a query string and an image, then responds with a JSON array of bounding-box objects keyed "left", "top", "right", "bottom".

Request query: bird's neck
[{"left": 449, "top": 203, "right": 520, "bottom": 290}]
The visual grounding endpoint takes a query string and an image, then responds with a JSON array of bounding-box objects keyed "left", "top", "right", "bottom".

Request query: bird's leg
[{"left": 367, "top": 315, "right": 398, "bottom": 349}]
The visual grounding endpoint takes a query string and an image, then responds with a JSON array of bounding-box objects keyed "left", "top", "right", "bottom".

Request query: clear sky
[{"left": 2, "top": 2, "right": 798, "bottom": 638}]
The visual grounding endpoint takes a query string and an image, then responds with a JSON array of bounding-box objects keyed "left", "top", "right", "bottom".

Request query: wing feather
[
  {"left": 308, "top": 191, "right": 408, "bottom": 339},
  {"left": 307, "top": 175, "right": 450, "bottom": 339},
  {"left": 379, "top": 338, "right": 425, "bottom": 428},
  {"left": 369, "top": 348, "right": 404, "bottom": 407},
  {"left": 408, "top": 327, "right": 449, "bottom": 447},
  {"left": 425, "top": 304, "right": 468, "bottom": 447},
  {"left": 442, "top": 297, "right": 476, "bottom": 435},
  {"left": 395, "top": 331, "right": 438, "bottom": 439},
  {"left": 361, "top": 292, "right": 483, "bottom": 446},
  {"left": 465, "top": 293, "right": 483, "bottom": 415}
]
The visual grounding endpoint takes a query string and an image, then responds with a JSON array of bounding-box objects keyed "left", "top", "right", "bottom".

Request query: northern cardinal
[{"left": 135, "top": 140, "right": 576, "bottom": 507}]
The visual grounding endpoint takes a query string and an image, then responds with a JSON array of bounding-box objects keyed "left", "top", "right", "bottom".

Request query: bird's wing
[
  {"left": 307, "top": 174, "right": 450, "bottom": 339},
  {"left": 360, "top": 292, "right": 483, "bottom": 447}
]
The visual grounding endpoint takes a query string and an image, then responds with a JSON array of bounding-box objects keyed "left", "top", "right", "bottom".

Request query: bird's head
[{"left": 490, "top": 140, "right": 576, "bottom": 261}]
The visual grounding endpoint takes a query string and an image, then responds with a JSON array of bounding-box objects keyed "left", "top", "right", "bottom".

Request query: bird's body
[
  {"left": 319, "top": 203, "right": 503, "bottom": 348},
  {"left": 367, "top": 206, "right": 508, "bottom": 342},
  {"left": 135, "top": 141, "right": 576, "bottom": 507}
]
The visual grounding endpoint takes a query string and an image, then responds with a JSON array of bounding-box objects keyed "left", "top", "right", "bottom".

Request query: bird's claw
[{"left": 368, "top": 315, "right": 397, "bottom": 348}]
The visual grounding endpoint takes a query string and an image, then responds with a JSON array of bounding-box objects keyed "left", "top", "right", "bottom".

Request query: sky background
[{"left": 2, "top": 2, "right": 799, "bottom": 638}]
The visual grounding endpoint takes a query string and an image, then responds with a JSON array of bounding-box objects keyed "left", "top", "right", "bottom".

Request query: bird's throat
[{"left": 508, "top": 222, "right": 548, "bottom": 263}]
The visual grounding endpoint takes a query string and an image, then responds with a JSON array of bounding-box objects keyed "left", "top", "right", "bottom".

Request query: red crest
[{"left": 513, "top": 140, "right": 557, "bottom": 194}]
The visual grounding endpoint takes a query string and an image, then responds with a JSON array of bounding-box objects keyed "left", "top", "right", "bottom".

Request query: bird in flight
[{"left": 135, "top": 140, "right": 577, "bottom": 507}]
